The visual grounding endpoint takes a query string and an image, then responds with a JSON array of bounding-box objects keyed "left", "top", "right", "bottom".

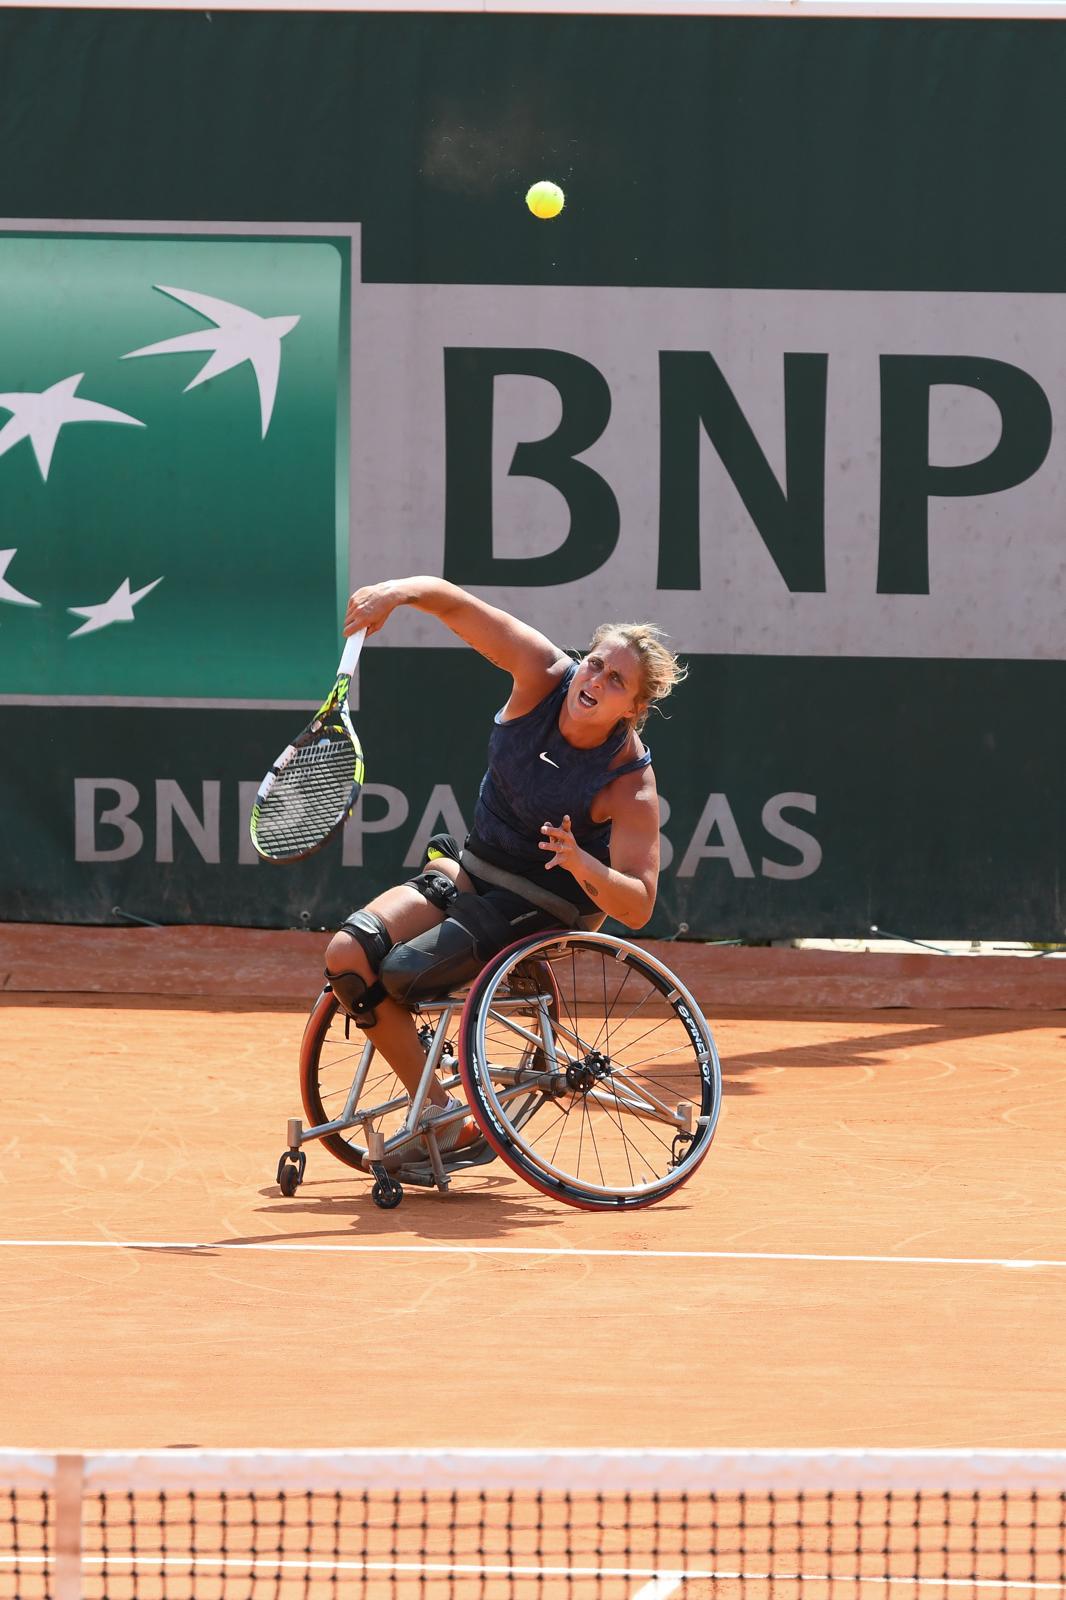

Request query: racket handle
[{"left": 338, "top": 628, "right": 366, "bottom": 676}]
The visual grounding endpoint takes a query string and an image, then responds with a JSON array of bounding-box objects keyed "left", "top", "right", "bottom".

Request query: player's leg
[
  {"left": 369, "top": 884, "right": 559, "bottom": 1147},
  {"left": 378, "top": 887, "right": 542, "bottom": 1005},
  {"left": 324, "top": 851, "right": 475, "bottom": 1106}
]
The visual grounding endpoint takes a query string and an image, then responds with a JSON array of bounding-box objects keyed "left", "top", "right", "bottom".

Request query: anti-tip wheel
[
  {"left": 371, "top": 1178, "right": 404, "bottom": 1210},
  {"left": 278, "top": 1162, "right": 301, "bottom": 1198}
]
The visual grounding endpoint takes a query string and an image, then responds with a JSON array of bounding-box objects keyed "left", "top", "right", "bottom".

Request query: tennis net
[{"left": 2, "top": 1450, "right": 1065, "bottom": 1599}]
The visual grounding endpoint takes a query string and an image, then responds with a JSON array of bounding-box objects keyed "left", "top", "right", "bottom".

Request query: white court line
[
  {"left": 0, "top": 1238, "right": 1062, "bottom": 1269},
  {"left": 0, "top": 1555, "right": 1059, "bottom": 1591}
]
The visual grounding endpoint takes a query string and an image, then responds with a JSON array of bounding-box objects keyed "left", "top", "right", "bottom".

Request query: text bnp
[{"left": 443, "top": 350, "right": 1052, "bottom": 595}]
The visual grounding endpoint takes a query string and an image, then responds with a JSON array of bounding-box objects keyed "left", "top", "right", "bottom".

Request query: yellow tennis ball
[{"left": 526, "top": 180, "right": 565, "bottom": 220}]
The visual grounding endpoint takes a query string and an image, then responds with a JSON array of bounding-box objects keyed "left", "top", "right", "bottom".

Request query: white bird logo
[
  {"left": 0, "top": 374, "right": 145, "bottom": 482},
  {"left": 123, "top": 285, "right": 300, "bottom": 438},
  {"left": 0, "top": 549, "right": 41, "bottom": 608},
  {"left": 68, "top": 575, "right": 164, "bottom": 638}
]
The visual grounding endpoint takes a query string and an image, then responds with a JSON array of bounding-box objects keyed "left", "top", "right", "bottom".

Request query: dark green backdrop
[{"left": 1, "top": 8, "right": 1063, "bottom": 938}]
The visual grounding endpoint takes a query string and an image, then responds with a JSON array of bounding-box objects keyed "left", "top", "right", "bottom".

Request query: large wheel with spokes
[{"left": 457, "top": 931, "right": 722, "bottom": 1210}]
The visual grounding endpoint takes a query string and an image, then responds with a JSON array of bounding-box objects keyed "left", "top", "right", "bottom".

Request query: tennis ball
[{"left": 526, "top": 180, "right": 565, "bottom": 220}]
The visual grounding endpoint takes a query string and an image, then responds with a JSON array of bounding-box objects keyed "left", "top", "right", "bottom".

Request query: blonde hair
[{"left": 586, "top": 622, "right": 688, "bottom": 733}]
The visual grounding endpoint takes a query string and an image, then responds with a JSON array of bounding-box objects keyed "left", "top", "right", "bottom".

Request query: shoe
[{"left": 417, "top": 1095, "right": 480, "bottom": 1152}]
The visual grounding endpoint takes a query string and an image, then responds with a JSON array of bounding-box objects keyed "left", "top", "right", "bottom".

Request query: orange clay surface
[{"left": 1, "top": 923, "right": 1065, "bottom": 1453}]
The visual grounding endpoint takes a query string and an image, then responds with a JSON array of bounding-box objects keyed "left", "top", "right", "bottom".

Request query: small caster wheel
[
  {"left": 372, "top": 1178, "right": 404, "bottom": 1210},
  {"left": 276, "top": 1146, "right": 306, "bottom": 1196}
]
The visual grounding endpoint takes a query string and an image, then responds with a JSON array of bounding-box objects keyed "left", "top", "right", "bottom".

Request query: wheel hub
[{"left": 565, "top": 1050, "right": 612, "bottom": 1093}]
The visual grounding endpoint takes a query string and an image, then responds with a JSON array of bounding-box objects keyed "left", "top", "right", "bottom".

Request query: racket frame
[{"left": 249, "top": 630, "right": 366, "bottom": 864}]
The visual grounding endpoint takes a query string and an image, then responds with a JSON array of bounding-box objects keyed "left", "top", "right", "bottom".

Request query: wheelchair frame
[{"left": 275, "top": 929, "right": 723, "bottom": 1211}]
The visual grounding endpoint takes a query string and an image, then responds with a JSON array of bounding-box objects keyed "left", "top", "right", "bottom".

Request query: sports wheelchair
[{"left": 275, "top": 928, "right": 723, "bottom": 1212}]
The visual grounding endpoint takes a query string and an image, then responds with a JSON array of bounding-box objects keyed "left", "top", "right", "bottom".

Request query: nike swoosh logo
[{"left": 539, "top": 751, "right": 560, "bottom": 768}]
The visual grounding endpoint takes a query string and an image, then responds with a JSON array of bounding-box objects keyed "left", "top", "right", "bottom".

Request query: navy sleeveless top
[{"left": 469, "top": 662, "right": 653, "bottom": 913}]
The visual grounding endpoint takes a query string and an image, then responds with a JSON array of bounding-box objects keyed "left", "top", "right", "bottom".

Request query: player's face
[{"left": 570, "top": 637, "right": 643, "bottom": 728}]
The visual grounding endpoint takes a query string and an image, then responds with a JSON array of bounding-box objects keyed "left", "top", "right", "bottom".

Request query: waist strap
[{"left": 460, "top": 848, "right": 603, "bottom": 931}]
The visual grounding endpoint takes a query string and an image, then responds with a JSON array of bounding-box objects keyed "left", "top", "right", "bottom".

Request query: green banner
[
  {"left": 0, "top": 228, "right": 349, "bottom": 702},
  {"left": 3, "top": 652, "right": 1062, "bottom": 940}
]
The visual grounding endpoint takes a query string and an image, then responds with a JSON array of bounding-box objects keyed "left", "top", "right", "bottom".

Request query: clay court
[{"left": 2, "top": 925, "right": 1064, "bottom": 1453}]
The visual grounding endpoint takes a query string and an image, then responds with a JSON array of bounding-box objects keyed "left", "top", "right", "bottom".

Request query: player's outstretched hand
[{"left": 540, "top": 814, "right": 583, "bottom": 876}]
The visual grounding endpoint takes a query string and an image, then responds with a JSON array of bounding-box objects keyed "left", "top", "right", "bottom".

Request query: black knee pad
[
  {"left": 405, "top": 868, "right": 458, "bottom": 912},
  {"left": 335, "top": 908, "right": 394, "bottom": 968},
  {"left": 328, "top": 969, "right": 388, "bottom": 1029},
  {"left": 379, "top": 892, "right": 516, "bottom": 1006},
  {"left": 327, "top": 909, "right": 393, "bottom": 1027}
]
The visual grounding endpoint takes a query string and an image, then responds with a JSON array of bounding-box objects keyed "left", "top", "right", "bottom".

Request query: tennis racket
[{"left": 249, "top": 630, "right": 366, "bottom": 863}]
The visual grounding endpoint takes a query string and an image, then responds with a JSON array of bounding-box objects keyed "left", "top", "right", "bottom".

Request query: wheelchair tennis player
[{"left": 324, "top": 576, "right": 686, "bottom": 1150}]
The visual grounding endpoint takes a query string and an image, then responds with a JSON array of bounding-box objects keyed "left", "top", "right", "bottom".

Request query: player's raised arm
[{"left": 344, "top": 576, "right": 566, "bottom": 692}]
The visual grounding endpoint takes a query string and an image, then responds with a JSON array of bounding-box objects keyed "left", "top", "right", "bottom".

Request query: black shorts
[
  {"left": 423, "top": 833, "right": 563, "bottom": 971},
  {"left": 338, "top": 834, "right": 565, "bottom": 1003}
]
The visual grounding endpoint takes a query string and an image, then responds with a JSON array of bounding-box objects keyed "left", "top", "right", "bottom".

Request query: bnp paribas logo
[{"left": 0, "top": 222, "right": 357, "bottom": 706}]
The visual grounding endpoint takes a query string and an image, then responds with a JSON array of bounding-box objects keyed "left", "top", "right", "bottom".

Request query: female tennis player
[{"left": 324, "top": 576, "right": 685, "bottom": 1147}]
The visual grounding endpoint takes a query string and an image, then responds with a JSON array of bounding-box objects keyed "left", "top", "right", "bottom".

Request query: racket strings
[{"left": 254, "top": 733, "right": 361, "bottom": 857}]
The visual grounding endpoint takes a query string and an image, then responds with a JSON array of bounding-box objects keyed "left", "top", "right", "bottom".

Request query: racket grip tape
[{"left": 338, "top": 629, "right": 366, "bottom": 676}]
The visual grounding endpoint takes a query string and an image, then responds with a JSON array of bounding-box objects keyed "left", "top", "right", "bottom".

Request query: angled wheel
[{"left": 458, "top": 931, "right": 722, "bottom": 1210}]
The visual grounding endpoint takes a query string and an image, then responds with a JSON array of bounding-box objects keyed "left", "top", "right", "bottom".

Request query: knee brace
[
  {"left": 327, "top": 909, "right": 393, "bottom": 1028},
  {"left": 405, "top": 868, "right": 458, "bottom": 912}
]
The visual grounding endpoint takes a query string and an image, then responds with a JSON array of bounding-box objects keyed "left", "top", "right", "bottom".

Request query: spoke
[
  {"left": 603, "top": 1057, "right": 693, "bottom": 1101},
  {"left": 595, "top": 1090, "right": 676, "bottom": 1158},
  {"left": 547, "top": 1016, "right": 595, "bottom": 1058},
  {"left": 606, "top": 1066, "right": 693, "bottom": 1120},
  {"left": 606, "top": 1097, "right": 686, "bottom": 1137},
  {"left": 589, "top": 1083, "right": 680, "bottom": 1128},
  {"left": 590, "top": 964, "right": 668, "bottom": 1054},
  {"left": 558, "top": 945, "right": 581, "bottom": 1053},
  {"left": 596, "top": 1013, "right": 692, "bottom": 1099},
  {"left": 539, "top": 951, "right": 581, "bottom": 1061},
  {"left": 583, "top": 1096, "right": 607, "bottom": 1187},
  {"left": 589, "top": 960, "right": 636, "bottom": 1056},
  {"left": 549, "top": 1098, "right": 574, "bottom": 1166},
  {"left": 319, "top": 1068, "right": 397, "bottom": 1107},
  {"left": 595, "top": 1081, "right": 636, "bottom": 1183},
  {"left": 597, "top": 949, "right": 613, "bottom": 1062},
  {"left": 485, "top": 1002, "right": 559, "bottom": 1054},
  {"left": 601, "top": 1032, "right": 706, "bottom": 1097},
  {"left": 319, "top": 1086, "right": 352, "bottom": 1105},
  {"left": 598, "top": 1009, "right": 694, "bottom": 1069},
  {"left": 320, "top": 1050, "right": 364, "bottom": 1073},
  {"left": 467, "top": 938, "right": 718, "bottom": 1197},
  {"left": 592, "top": 1062, "right": 679, "bottom": 1169},
  {"left": 616, "top": 1108, "right": 669, "bottom": 1177},
  {"left": 524, "top": 1102, "right": 571, "bottom": 1147},
  {"left": 494, "top": 1090, "right": 573, "bottom": 1155}
]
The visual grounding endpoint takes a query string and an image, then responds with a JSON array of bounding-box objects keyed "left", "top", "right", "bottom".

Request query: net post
[{"left": 53, "top": 1453, "right": 84, "bottom": 1600}]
